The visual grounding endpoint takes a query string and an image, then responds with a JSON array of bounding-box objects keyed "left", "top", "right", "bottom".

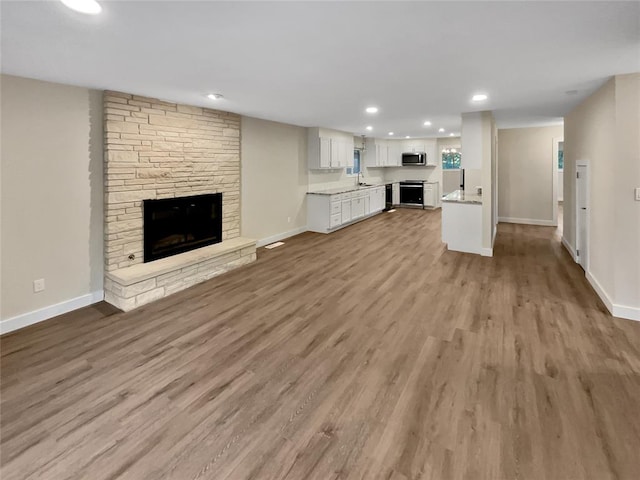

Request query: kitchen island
[{"left": 441, "top": 189, "right": 489, "bottom": 255}]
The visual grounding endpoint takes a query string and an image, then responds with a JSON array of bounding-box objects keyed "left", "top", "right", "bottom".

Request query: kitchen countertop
[
  {"left": 307, "top": 183, "right": 387, "bottom": 196},
  {"left": 442, "top": 189, "right": 483, "bottom": 205}
]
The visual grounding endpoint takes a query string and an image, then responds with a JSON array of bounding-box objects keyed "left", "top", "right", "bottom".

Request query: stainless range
[{"left": 399, "top": 180, "right": 425, "bottom": 208}]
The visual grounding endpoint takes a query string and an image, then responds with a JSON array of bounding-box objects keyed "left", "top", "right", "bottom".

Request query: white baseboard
[
  {"left": 586, "top": 271, "right": 640, "bottom": 322},
  {"left": 561, "top": 236, "right": 577, "bottom": 262},
  {"left": 256, "top": 226, "right": 308, "bottom": 248},
  {"left": 586, "top": 271, "right": 614, "bottom": 313},
  {"left": 612, "top": 304, "right": 640, "bottom": 322},
  {"left": 481, "top": 247, "right": 493, "bottom": 257},
  {"left": 0, "top": 290, "right": 104, "bottom": 335},
  {"left": 498, "top": 216, "right": 556, "bottom": 227}
]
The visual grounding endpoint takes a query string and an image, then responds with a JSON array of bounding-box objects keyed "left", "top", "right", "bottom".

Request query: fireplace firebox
[{"left": 143, "top": 193, "right": 222, "bottom": 262}]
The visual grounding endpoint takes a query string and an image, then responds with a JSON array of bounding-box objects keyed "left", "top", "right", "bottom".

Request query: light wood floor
[{"left": 2, "top": 209, "right": 640, "bottom": 480}]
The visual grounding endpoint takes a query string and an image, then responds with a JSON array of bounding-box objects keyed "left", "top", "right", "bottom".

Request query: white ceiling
[{"left": 1, "top": 1, "right": 639, "bottom": 138}]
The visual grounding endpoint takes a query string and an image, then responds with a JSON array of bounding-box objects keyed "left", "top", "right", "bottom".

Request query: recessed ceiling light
[
  {"left": 207, "top": 93, "right": 223, "bottom": 100},
  {"left": 438, "top": 128, "right": 445, "bottom": 133},
  {"left": 366, "top": 126, "right": 373, "bottom": 131},
  {"left": 423, "top": 121, "right": 432, "bottom": 126},
  {"left": 405, "top": 136, "right": 410, "bottom": 139},
  {"left": 60, "top": 0, "right": 102, "bottom": 14},
  {"left": 472, "top": 93, "right": 488, "bottom": 102},
  {"left": 365, "top": 106, "right": 379, "bottom": 114},
  {"left": 388, "top": 132, "right": 394, "bottom": 136},
  {"left": 449, "top": 133, "right": 455, "bottom": 137}
]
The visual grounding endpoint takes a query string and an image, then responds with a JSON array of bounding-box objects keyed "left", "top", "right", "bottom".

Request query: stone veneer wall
[{"left": 103, "top": 91, "right": 240, "bottom": 272}]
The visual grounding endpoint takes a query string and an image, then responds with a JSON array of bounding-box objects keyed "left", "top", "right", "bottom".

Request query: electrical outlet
[
  {"left": 635, "top": 187, "right": 640, "bottom": 201},
  {"left": 33, "top": 278, "right": 45, "bottom": 293}
]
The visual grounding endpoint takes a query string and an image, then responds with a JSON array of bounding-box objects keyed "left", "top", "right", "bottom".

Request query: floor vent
[{"left": 264, "top": 241, "right": 285, "bottom": 249}]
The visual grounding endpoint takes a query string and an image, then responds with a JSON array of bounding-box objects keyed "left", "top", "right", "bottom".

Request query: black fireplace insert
[{"left": 143, "top": 193, "right": 222, "bottom": 262}]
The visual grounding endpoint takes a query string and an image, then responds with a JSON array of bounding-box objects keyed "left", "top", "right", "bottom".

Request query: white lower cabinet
[
  {"left": 352, "top": 196, "right": 365, "bottom": 219},
  {"left": 423, "top": 182, "right": 440, "bottom": 208},
  {"left": 307, "top": 186, "right": 386, "bottom": 233},
  {"left": 392, "top": 183, "right": 400, "bottom": 206}
]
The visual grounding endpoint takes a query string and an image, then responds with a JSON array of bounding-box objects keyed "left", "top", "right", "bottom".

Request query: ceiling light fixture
[
  {"left": 60, "top": 0, "right": 102, "bottom": 14},
  {"left": 405, "top": 136, "right": 410, "bottom": 139},
  {"left": 388, "top": 132, "right": 394, "bottom": 136},
  {"left": 423, "top": 121, "right": 432, "bottom": 126},
  {"left": 365, "top": 107, "right": 379, "bottom": 114},
  {"left": 366, "top": 126, "right": 373, "bottom": 131},
  {"left": 438, "top": 128, "right": 445, "bottom": 133},
  {"left": 450, "top": 133, "right": 455, "bottom": 137},
  {"left": 207, "top": 93, "right": 223, "bottom": 100},
  {"left": 472, "top": 93, "right": 488, "bottom": 102}
]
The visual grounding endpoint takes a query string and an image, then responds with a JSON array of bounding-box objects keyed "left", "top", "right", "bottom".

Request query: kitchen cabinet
[
  {"left": 341, "top": 199, "right": 352, "bottom": 223},
  {"left": 403, "top": 142, "right": 425, "bottom": 153},
  {"left": 369, "top": 186, "right": 384, "bottom": 212},
  {"left": 425, "top": 140, "right": 438, "bottom": 166},
  {"left": 308, "top": 128, "right": 354, "bottom": 170},
  {"left": 392, "top": 182, "right": 400, "bottom": 205},
  {"left": 364, "top": 139, "right": 401, "bottom": 167},
  {"left": 351, "top": 195, "right": 365, "bottom": 219},
  {"left": 387, "top": 143, "right": 401, "bottom": 166},
  {"left": 423, "top": 182, "right": 440, "bottom": 208},
  {"left": 307, "top": 186, "right": 386, "bottom": 233}
]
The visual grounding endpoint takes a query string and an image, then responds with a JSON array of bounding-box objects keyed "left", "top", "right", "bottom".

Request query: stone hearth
[{"left": 102, "top": 91, "right": 255, "bottom": 311}]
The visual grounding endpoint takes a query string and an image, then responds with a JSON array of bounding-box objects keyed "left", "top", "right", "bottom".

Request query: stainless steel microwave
[{"left": 402, "top": 152, "right": 427, "bottom": 166}]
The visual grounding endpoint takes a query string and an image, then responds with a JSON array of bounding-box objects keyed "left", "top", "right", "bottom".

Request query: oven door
[{"left": 399, "top": 183, "right": 423, "bottom": 206}]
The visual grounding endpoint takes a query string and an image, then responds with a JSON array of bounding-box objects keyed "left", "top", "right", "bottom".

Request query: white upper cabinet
[
  {"left": 365, "top": 138, "right": 401, "bottom": 167},
  {"left": 403, "top": 142, "right": 426, "bottom": 153},
  {"left": 425, "top": 139, "right": 438, "bottom": 166},
  {"left": 308, "top": 128, "right": 354, "bottom": 170},
  {"left": 387, "top": 142, "right": 401, "bottom": 166}
]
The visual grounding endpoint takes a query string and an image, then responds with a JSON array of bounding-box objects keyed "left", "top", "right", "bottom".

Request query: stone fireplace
[{"left": 102, "top": 91, "right": 256, "bottom": 311}]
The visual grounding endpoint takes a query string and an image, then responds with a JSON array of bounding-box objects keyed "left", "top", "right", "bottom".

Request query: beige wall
[
  {"left": 564, "top": 73, "right": 639, "bottom": 318},
  {"left": 612, "top": 74, "right": 640, "bottom": 309},
  {"left": 498, "top": 125, "right": 564, "bottom": 224},
  {"left": 564, "top": 78, "right": 616, "bottom": 296},
  {"left": 241, "top": 116, "right": 308, "bottom": 243},
  {"left": 1, "top": 75, "right": 103, "bottom": 320},
  {"left": 481, "top": 112, "right": 495, "bottom": 250}
]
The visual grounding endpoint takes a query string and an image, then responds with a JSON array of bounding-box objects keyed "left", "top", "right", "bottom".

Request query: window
[
  {"left": 442, "top": 149, "right": 461, "bottom": 169},
  {"left": 346, "top": 149, "right": 361, "bottom": 176},
  {"left": 558, "top": 141, "right": 564, "bottom": 171}
]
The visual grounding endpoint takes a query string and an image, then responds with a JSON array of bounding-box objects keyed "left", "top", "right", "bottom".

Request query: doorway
[{"left": 576, "top": 164, "right": 588, "bottom": 270}]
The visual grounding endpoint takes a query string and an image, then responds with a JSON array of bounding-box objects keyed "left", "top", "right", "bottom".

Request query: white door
[{"left": 576, "top": 165, "right": 588, "bottom": 270}]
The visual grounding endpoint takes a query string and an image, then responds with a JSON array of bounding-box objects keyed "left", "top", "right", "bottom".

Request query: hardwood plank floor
[{"left": 2, "top": 208, "right": 640, "bottom": 480}]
